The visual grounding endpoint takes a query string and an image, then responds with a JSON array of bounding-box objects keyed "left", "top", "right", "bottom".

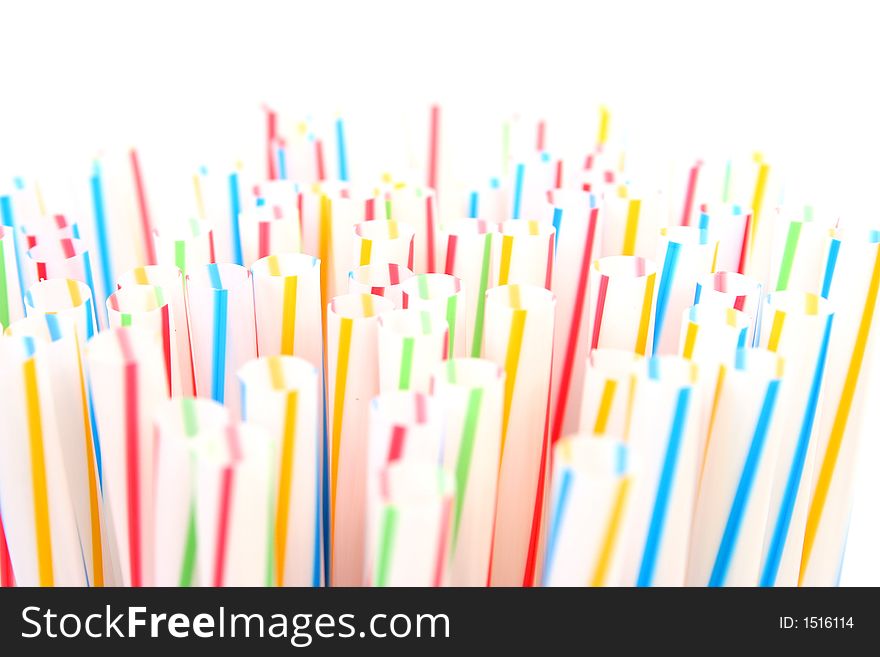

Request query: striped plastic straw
[
  {"left": 154, "top": 397, "right": 231, "bottom": 586},
  {"left": 87, "top": 327, "right": 169, "bottom": 586},
  {"left": 239, "top": 356, "right": 323, "bottom": 587},
  {"left": 431, "top": 358, "right": 504, "bottom": 586},
  {"left": 0, "top": 225, "right": 25, "bottom": 330},
  {"left": 326, "top": 293, "right": 394, "bottom": 585},
  {"left": 800, "top": 229, "right": 880, "bottom": 585},
  {"left": 693, "top": 270, "right": 764, "bottom": 346},
  {"left": 0, "top": 334, "right": 88, "bottom": 585},
  {"left": 495, "top": 220, "right": 555, "bottom": 290},
  {"left": 352, "top": 220, "right": 415, "bottom": 273},
  {"left": 239, "top": 201, "right": 302, "bottom": 268},
  {"left": 578, "top": 349, "right": 643, "bottom": 441},
  {"left": 542, "top": 436, "right": 635, "bottom": 587},
  {"left": 547, "top": 189, "right": 603, "bottom": 441},
  {"left": 485, "top": 284, "right": 555, "bottom": 586},
  {"left": 371, "top": 462, "right": 455, "bottom": 587},
  {"left": 757, "top": 291, "right": 834, "bottom": 586},
  {"left": 687, "top": 348, "right": 784, "bottom": 586},
  {"left": 365, "top": 392, "right": 443, "bottom": 585},
  {"left": 437, "top": 219, "right": 497, "bottom": 358},
  {"left": 187, "top": 263, "right": 257, "bottom": 419}
]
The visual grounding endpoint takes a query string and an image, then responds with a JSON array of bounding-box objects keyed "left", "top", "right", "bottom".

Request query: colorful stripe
[
  {"left": 709, "top": 379, "right": 780, "bottom": 586},
  {"left": 470, "top": 233, "right": 493, "bottom": 358},
  {"left": 637, "top": 387, "right": 691, "bottom": 586},
  {"left": 275, "top": 390, "right": 299, "bottom": 586},
  {"left": 775, "top": 221, "right": 802, "bottom": 291},
  {"left": 652, "top": 242, "right": 681, "bottom": 354},
  {"left": 761, "top": 313, "right": 832, "bottom": 586},
  {"left": 500, "top": 308, "right": 526, "bottom": 457},
  {"left": 23, "top": 358, "right": 54, "bottom": 586},
  {"left": 452, "top": 388, "right": 483, "bottom": 549},
  {"left": 591, "top": 477, "right": 631, "bottom": 586},
  {"left": 622, "top": 199, "right": 641, "bottom": 256},
  {"left": 374, "top": 505, "right": 399, "bottom": 587},
  {"left": 280, "top": 276, "right": 298, "bottom": 355},
  {"left": 329, "top": 317, "right": 353, "bottom": 544},
  {"left": 636, "top": 273, "right": 656, "bottom": 355},
  {"left": 211, "top": 289, "right": 228, "bottom": 403},
  {"left": 800, "top": 243, "right": 880, "bottom": 583}
]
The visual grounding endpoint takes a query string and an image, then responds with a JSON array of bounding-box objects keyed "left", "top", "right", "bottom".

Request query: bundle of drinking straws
[{"left": 0, "top": 106, "right": 876, "bottom": 587}]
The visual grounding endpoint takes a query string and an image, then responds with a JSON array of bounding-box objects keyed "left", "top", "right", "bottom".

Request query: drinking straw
[
  {"left": 756, "top": 291, "right": 833, "bottom": 587},
  {"left": 152, "top": 217, "right": 216, "bottom": 277},
  {"left": 400, "top": 273, "right": 466, "bottom": 357},
  {"left": 687, "top": 348, "right": 784, "bottom": 586},
  {"left": 24, "top": 277, "right": 97, "bottom": 344},
  {"left": 800, "top": 229, "right": 880, "bottom": 586},
  {"left": 195, "top": 423, "right": 275, "bottom": 586},
  {"left": 25, "top": 236, "right": 101, "bottom": 329},
  {"left": 1, "top": 193, "right": 27, "bottom": 314},
  {"left": 153, "top": 397, "right": 230, "bottom": 586},
  {"left": 495, "top": 219, "right": 555, "bottom": 290},
  {"left": 578, "top": 348, "right": 644, "bottom": 441},
  {"left": 348, "top": 263, "right": 414, "bottom": 309},
  {"left": 187, "top": 263, "right": 257, "bottom": 420},
  {"left": 437, "top": 218, "right": 497, "bottom": 357},
  {"left": 0, "top": 334, "right": 87, "bottom": 585},
  {"left": 484, "top": 284, "right": 555, "bottom": 586},
  {"left": 378, "top": 309, "right": 448, "bottom": 394},
  {"left": 352, "top": 220, "right": 415, "bottom": 274},
  {"left": 693, "top": 270, "right": 764, "bottom": 346},
  {"left": 265, "top": 106, "right": 279, "bottom": 180},
  {"left": 678, "top": 304, "right": 750, "bottom": 365},
  {"left": 128, "top": 148, "right": 156, "bottom": 265},
  {"left": 365, "top": 392, "right": 444, "bottom": 584},
  {"left": 326, "top": 293, "right": 395, "bottom": 585},
  {"left": 697, "top": 204, "right": 751, "bottom": 274},
  {"left": 251, "top": 254, "right": 323, "bottom": 369},
  {"left": 652, "top": 226, "right": 719, "bottom": 355},
  {"left": 248, "top": 179, "right": 301, "bottom": 221},
  {"left": 118, "top": 265, "right": 196, "bottom": 395},
  {"left": 546, "top": 189, "right": 603, "bottom": 441},
  {"left": 601, "top": 186, "right": 665, "bottom": 259},
  {"left": 768, "top": 211, "right": 840, "bottom": 298},
  {"left": 384, "top": 184, "right": 438, "bottom": 273},
  {"left": 370, "top": 461, "right": 455, "bottom": 587},
  {"left": 620, "top": 356, "right": 702, "bottom": 586},
  {"left": 88, "top": 326, "right": 169, "bottom": 586},
  {"left": 431, "top": 358, "right": 504, "bottom": 586},
  {"left": 6, "top": 314, "right": 109, "bottom": 586},
  {"left": 542, "top": 436, "right": 635, "bottom": 587},
  {"left": 239, "top": 202, "right": 302, "bottom": 268},
  {"left": 239, "top": 356, "right": 322, "bottom": 587},
  {"left": 588, "top": 256, "right": 658, "bottom": 356},
  {"left": 106, "top": 284, "right": 182, "bottom": 397}
]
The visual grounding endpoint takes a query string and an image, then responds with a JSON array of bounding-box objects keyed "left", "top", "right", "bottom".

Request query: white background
[{"left": 0, "top": 0, "right": 877, "bottom": 584}]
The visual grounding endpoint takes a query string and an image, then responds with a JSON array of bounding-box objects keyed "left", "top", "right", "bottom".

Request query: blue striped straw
[
  {"left": 468, "top": 191, "right": 479, "bottom": 218},
  {"left": 760, "top": 312, "right": 833, "bottom": 586},
  {"left": 708, "top": 377, "right": 780, "bottom": 587},
  {"left": 637, "top": 383, "right": 692, "bottom": 586}
]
